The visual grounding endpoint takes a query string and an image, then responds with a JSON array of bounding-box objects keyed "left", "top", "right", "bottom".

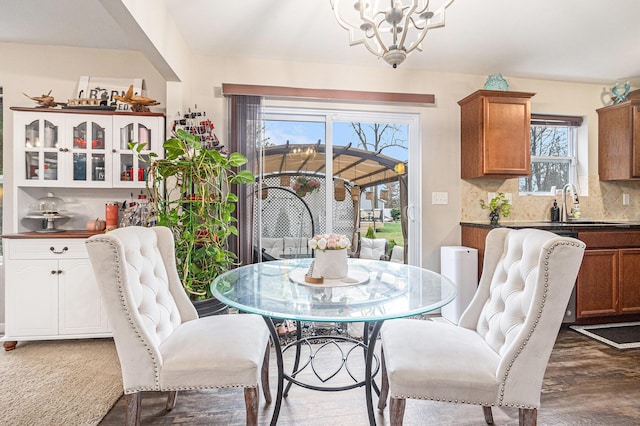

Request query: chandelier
[{"left": 330, "top": 0, "right": 455, "bottom": 68}]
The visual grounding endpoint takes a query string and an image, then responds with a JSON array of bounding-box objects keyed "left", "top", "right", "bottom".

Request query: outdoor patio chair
[
  {"left": 85, "top": 226, "right": 271, "bottom": 426},
  {"left": 356, "top": 237, "right": 388, "bottom": 260},
  {"left": 378, "top": 228, "right": 585, "bottom": 426},
  {"left": 388, "top": 245, "right": 405, "bottom": 263}
]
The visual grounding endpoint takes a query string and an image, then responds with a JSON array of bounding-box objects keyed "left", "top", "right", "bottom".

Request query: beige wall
[{"left": 2, "top": 41, "right": 639, "bottom": 307}]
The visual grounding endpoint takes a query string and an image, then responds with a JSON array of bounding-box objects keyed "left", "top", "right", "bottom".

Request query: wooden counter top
[{"left": 2, "top": 230, "right": 106, "bottom": 239}]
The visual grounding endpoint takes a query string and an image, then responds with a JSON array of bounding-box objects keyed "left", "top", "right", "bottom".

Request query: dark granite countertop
[{"left": 460, "top": 221, "right": 640, "bottom": 233}]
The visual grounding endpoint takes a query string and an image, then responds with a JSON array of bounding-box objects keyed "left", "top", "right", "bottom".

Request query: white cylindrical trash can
[{"left": 440, "top": 246, "right": 478, "bottom": 324}]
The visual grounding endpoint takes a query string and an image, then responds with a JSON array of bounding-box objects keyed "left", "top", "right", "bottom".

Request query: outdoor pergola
[
  {"left": 254, "top": 142, "right": 408, "bottom": 258},
  {"left": 260, "top": 141, "right": 407, "bottom": 190}
]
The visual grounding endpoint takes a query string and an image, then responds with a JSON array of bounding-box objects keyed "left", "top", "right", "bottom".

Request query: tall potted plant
[{"left": 132, "top": 129, "right": 254, "bottom": 303}]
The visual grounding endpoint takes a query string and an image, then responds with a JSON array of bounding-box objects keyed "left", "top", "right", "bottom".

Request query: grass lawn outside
[{"left": 368, "top": 221, "right": 403, "bottom": 248}]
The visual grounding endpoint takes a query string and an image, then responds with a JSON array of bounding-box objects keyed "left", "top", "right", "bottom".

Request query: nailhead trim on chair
[
  {"left": 88, "top": 238, "right": 163, "bottom": 392},
  {"left": 89, "top": 237, "right": 261, "bottom": 394},
  {"left": 391, "top": 240, "right": 585, "bottom": 410}
]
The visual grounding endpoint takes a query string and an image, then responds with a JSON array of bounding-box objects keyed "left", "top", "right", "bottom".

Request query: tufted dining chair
[
  {"left": 378, "top": 228, "right": 585, "bottom": 426},
  {"left": 85, "top": 226, "right": 271, "bottom": 426}
]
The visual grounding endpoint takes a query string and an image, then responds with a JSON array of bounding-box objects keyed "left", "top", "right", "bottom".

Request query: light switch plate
[
  {"left": 623, "top": 193, "right": 630, "bottom": 206},
  {"left": 432, "top": 192, "right": 448, "bottom": 205}
]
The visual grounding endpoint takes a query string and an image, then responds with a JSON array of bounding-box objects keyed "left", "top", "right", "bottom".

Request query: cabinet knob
[
  {"left": 49, "top": 246, "right": 69, "bottom": 254},
  {"left": 112, "top": 149, "right": 116, "bottom": 153}
]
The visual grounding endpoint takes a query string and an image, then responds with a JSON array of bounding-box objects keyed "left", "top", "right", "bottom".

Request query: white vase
[{"left": 315, "top": 249, "right": 348, "bottom": 279}]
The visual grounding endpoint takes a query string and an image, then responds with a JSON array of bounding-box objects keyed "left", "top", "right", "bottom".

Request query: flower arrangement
[
  {"left": 308, "top": 233, "right": 351, "bottom": 251},
  {"left": 292, "top": 176, "right": 321, "bottom": 196}
]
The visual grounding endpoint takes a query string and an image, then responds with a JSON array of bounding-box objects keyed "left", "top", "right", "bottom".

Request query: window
[{"left": 519, "top": 114, "right": 583, "bottom": 195}]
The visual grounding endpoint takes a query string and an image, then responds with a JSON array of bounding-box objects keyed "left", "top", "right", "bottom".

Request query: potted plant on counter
[
  {"left": 132, "top": 129, "right": 254, "bottom": 307},
  {"left": 480, "top": 192, "right": 511, "bottom": 225}
]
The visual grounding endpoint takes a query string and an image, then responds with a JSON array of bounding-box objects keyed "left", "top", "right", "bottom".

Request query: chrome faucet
[{"left": 561, "top": 183, "right": 579, "bottom": 222}]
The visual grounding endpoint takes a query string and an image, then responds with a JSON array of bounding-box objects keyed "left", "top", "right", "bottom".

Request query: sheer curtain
[{"left": 228, "top": 95, "right": 262, "bottom": 266}]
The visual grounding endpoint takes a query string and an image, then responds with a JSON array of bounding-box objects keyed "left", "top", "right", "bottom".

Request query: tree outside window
[{"left": 519, "top": 114, "right": 582, "bottom": 195}]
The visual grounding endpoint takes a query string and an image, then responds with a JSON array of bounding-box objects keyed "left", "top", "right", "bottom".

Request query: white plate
[{"left": 289, "top": 268, "right": 370, "bottom": 287}]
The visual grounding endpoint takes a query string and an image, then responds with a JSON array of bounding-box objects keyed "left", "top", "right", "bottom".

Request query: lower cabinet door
[
  {"left": 6, "top": 259, "right": 59, "bottom": 337},
  {"left": 619, "top": 249, "right": 640, "bottom": 315},
  {"left": 58, "top": 258, "right": 110, "bottom": 335},
  {"left": 576, "top": 249, "right": 618, "bottom": 318}
]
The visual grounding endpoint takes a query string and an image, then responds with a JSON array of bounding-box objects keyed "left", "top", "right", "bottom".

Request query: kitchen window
[{"left": 519, "top": 114, "right": 584, "bottom": 195}]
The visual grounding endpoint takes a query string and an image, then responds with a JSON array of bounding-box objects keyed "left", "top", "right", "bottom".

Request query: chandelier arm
[
  {"left": 362, "top": 6, "right": 389, "bottom": 55},
  {"left": 396, "top": 2, "right": 420, "bottom": 51}
]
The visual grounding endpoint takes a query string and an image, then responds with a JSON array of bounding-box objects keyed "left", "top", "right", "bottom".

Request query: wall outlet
[
  {"left": 432, "top": 192, "right": 448, "bottom": 205},
  {"left": 623, "top": 193, "right": 630, "bottom": 206}
]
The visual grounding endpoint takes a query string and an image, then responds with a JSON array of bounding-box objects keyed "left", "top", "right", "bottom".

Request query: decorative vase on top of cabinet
[
  {"left": 458, "top": 90, "right": 536, "bottom": 179},
  {"left": 11, "top": 107, "right": 164, "bottom": 188}
]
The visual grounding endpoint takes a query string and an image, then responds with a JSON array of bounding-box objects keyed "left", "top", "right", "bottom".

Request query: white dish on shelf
[{"left": 289, "top": 268, "right": 370, "bottom": 287}]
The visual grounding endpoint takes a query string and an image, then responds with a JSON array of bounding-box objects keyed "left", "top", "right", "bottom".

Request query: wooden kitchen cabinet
[
  {"left": 458, "top": 90, "right": 535, "bottom": 179},
  {"left": 461, "top": 225, "right": 490, "bottom": 280},
  {"left": 576, "top": 231, "right": 640, "bottom": 319},
  {"left": 597, "top": 100, "right": 640, "bottom": 180},
  {"left": 2, "top": 235, "right": 110, "bottom": 350}
]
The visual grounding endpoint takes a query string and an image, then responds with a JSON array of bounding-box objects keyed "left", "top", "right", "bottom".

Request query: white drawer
[{"left": 7, "top": 239, "right": 88, "bottom": 260}]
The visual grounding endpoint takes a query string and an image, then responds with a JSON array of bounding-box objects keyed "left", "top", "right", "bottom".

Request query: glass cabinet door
[
  {"left": 22, "top": 116, "right": 61, "bottom": 182},
  {"left": 66, "top": 116, "right": 112, "bottom": 186},
  {"left": 113, "top": 116, "right": 160, "bottom": 187}
]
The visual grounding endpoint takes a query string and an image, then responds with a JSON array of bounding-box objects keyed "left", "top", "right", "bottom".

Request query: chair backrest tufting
[
  {"left": 462, "top": 228, "right": 585, "bottom": 357},
  {"left": 86, "top": 226, "right": 199, "bottom": 390}
]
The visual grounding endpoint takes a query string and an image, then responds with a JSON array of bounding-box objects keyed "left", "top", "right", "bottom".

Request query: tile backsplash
[{"left": 462, "top": 176, "right": 640, "bottom": 223}]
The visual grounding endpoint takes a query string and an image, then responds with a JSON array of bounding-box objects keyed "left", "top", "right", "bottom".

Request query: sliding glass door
[{"left": 255, "top": 107, "right": 419, "bottom": 265}]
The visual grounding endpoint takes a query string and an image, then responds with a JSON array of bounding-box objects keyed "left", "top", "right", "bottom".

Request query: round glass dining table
[{"left": 211, "top": 258, "right": 456, "bottom": 426}]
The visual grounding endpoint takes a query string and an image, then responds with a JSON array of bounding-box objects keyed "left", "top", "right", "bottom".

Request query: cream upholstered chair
[
  {"left": 85, "top": 226, "right": 271, "bottom": 426},
  {"left": 378, "top": 228, "right": 585, "bottom": 426}
]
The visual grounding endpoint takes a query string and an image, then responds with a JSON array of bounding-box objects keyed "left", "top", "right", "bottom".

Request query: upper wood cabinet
[
  {"left": 597, "top": 100, "right": 640, "bottom": 180},
  {"left": 458, "top": 90, "right": 535, "bottom": 179}
]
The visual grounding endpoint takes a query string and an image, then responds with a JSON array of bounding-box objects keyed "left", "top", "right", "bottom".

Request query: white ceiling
[{"left": 2, "top": 0, "right": 640, "bottom": 85}]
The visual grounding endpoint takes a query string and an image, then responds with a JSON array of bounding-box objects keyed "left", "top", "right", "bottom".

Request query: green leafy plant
[
  {"left": 131, "top": 129, "right": 254, "bottom": 300},
  {"left": 365, "top": 226, "right": 376, "bottom": 239},
  {"left": 479, "top": 192, "right": 511, "bottom": 223}
]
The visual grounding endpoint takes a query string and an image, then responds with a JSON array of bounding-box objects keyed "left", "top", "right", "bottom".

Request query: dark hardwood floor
[{"left": 99, "top": 326, "right": 640, "bottom": 425}]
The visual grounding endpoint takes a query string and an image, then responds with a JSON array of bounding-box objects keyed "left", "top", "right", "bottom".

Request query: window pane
[
  {"left": 530, "top": 126, "right": 569, "bottom": 156},
  {"left": 520, "top": 122, "right": 577, "bottom": 194},
  {"left": 519, "top": 160, "right": 570, "bottom": 193}
]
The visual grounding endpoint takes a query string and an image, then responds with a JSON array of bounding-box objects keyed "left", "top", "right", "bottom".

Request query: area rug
[
  {"left": 570, "top": 322, "right": 640, "bottom": 350},
  {"left": 0, "top": 338, "right": 122, "bottom": 425}
]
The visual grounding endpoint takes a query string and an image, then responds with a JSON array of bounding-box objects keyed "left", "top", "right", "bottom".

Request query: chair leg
[
  {"left": 389, "top": 397, "right": 406, "bottom": 426},
  {"left": 261, "top": 342, "right": 272, "bottom": 404},
  {"left": 244, "top": 387, "right": 259, "bottom": 426},
  {"left": 166, "top": 391, "right": 178, "bottom": 411},
  {"left": 483, "top": 406, "right": 494, "bottom": 425},
  {"left": 519, "top": 408, "right": 537, "bottom": 426},
  {"left": 124, "top": 392, "right": 142, "bottom": 426},
  {"left": 378, "top": 347, "right": 389, "bottom": 411}
]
